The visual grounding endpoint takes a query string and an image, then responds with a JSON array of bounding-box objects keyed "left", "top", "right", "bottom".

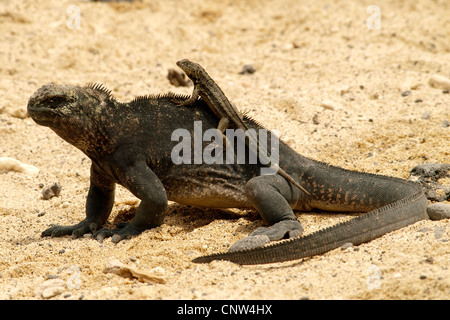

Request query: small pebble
[
  {"left": 238, "top": 64, "right": 256, "bottom": 75},
  {"left": 434, "top": 226, "right": 445, "bottom": 240},
  {"left": 401, "top": 90, "right": 411, "bottom": 97},
  {"left": 42, "top": 183, "right": 62, "bottom": 200},
  {"left": 320, "top": 99, "right": 341, "bottom": 110},
  {"left": 103, "top": 259, "right": 166, "bottom": 284},
  {"left": 409, "top": 163, "right": 450, "bottom": 181},
  {"left": 42, "top": 286, "right": 65, "bottom": 299},
  {"left": 424, "top": 257, "right": 434, "bottom": 264},
  {"left": 421, "top": 112, "right": 431, "bottom": 120},
  {"left": 427, "top": 203, "right": 450, "bottom": 220},
  {"left": 59, "top": 202, "right": 69, "bottom": 209},
  {"left": 167, "top": 68, "right": 192, "bottom": 87},
  {"left": 0, "top": 157, "right": 39, "bottom": 176},
  {"left": 39, "top": 279, "right": 66, "bottom": 299},
  {"left": 340, "top": 242, "right": 353, "bottom": 250},
  {"left": 312, "top": 113, "right": 320, "bottom": 125},
  {"left": 149, "top": 266, "right": 166, "bottom": 276},
  {"left": 429, "top": 74, "right": 450, "bottom": 90}
]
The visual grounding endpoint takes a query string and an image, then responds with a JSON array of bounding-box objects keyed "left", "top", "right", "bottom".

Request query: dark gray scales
[
  {"left": 174, "top": 59, "right": 311, "bottom": 196},
  {"left": 27, "top": 82, "right": 439, "bottom": 265}
]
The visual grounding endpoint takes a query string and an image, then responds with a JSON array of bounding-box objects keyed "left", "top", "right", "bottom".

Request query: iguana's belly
[
  {"left": 167, "top": 183, "right": 252, "bottom": 208},
  {"left": 162, "top": 165, "right": 255, "bottom": 208}
]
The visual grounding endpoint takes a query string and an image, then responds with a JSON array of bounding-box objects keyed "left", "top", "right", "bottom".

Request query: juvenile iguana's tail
[{"left": 193, "top": 181, "right": 428, "bottom": 265}]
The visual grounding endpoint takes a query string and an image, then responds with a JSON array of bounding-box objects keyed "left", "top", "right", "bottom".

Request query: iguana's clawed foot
[
  {"left": 228, "top": 219, "right": 303, "bottom": 252},
  {"left": 171, "top": 98, "right": 185, "bottom": 106},
  {"left": 42, "top": 220, "right": 143, "bottom": 243},
  {"left": 172, "top": 97, "right": 193, "bottom": 107},
  {"left": 250, "top": 219, "right": 304, "bottom": 240},
  {"left": 93, "top": 223, "right": 143, "bottom": 243},
  {"left": 41, "top": 219, "right": 100, "bottom": 239}
]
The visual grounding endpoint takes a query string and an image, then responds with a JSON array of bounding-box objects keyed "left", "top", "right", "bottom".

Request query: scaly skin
[
  {"left": 175, "top": 59, "right": 311, "bottom": 195},
  {"left": 28, "top": 83, "right": 429, "bottom": 264}
]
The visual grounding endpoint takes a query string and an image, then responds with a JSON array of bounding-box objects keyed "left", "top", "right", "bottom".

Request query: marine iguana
[
  {"left": 28, "top": 82, "right": 430, "bottom": 265},
  {"left": 174, "top": 58, "right": 310, "bottom": 196}
]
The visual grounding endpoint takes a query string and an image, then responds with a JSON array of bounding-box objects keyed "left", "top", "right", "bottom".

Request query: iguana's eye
[{"left": 46, "top": 96, "right": 68, "bottom": 108}]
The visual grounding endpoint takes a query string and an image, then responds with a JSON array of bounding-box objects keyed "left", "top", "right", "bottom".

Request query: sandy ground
[{"left": 0, "top": 0, "right": 449, "bottom": 300}]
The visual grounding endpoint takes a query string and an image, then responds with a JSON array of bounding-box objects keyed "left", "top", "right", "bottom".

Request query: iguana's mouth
[{"left": 27, "top": 99, "right": 63, "bottom": 126}]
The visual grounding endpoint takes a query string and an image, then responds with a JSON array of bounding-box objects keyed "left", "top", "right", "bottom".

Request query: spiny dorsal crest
[
  {"left": 130, "top": 92, "right": 192, "bottom": 104},
  {"left": 85, "top": 83, "right": 115, "bottom": 101}
]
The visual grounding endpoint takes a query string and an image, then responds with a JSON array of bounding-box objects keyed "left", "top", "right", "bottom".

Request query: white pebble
[
  {"left": 429, "top": 74, "right": 450, "bottom": 90},
  {"left": 59, "top": 202, "right": 70, "bottom": 209},
  {"left": 39, "top": 278, "right": 66, "bottom": 299},
  {"left": 0, "top": 157, "right": 39, "bottom": 176},
  {"left": 340, "top": 242, "right": 353, "bottom": 250},
  {"left": 149, "top": 266, "right": 165, "bottom": 275},
  {"left": 42, "top": 286, "right": 65, "bottom": 299},
  {"left": 320, "top": 100, "right": 341, "bottom": 110},
  {"left": 40, "top": 278, "right": 66, "bottom": 290},
  {"left": 427, "top": 203, "right": 450, "bottom": 220}
]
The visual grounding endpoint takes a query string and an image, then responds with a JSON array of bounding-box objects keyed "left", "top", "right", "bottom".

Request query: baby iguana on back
[
  {"left": 28, "top": 82, "right": 431, "bottom": 265},
  {"left": 175, "top": 59, "right": 310, "bottom": 196}
]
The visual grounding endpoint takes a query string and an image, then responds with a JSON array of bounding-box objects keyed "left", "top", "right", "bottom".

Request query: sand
[{"left": 0, "top": 0, "right": 449, "bottom": 300}]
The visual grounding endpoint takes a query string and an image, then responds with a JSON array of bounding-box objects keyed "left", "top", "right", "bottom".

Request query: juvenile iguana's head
[
  {"left": 176, "top": 59, "right": 204, "bottom": 79},
  {"left": 28, "top": 83, "right": 115, "bottom": 154}
]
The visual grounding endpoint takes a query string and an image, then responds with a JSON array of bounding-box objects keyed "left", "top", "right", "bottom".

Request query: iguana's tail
[{"left": 193, "top": 182, "right": 428, "bottom": 265}]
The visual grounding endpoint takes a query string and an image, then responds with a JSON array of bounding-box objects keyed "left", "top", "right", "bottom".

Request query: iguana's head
[
  {"left": 176, "top": 59, "right": 204, "bottom": 79},
  {"left": 28, "top": 83, "right": 115, "bottom": 154}
]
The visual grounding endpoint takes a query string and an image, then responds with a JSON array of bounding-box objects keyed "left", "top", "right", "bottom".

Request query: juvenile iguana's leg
[
  {"left": 217, "top": 116, "right": 231, "bottom": 149},
  {"left": 41, "top": 163, "right": 115, "bottom": 238},
  {"left": 244, "top": 174, "right": 305, "bottom": 241},
  {"left": 217, "top": 116, "right": 230, "bottom": 132},
  {"left": 94, "top": 160, "right": 168, "bottom": 243},
  {"left": 204, "top": 116, "right": 231, "bottom": 157},
  {"left": 176, "top": 84, "right": 200, "bottom": 106}
]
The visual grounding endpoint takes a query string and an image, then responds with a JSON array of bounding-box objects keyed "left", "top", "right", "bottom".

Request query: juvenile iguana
[
  {"left": 28, "top": 82, "right": 430, "bottom": 265},
  {"left": 174, "top": 59, "right": 310, "bottom": 196}
]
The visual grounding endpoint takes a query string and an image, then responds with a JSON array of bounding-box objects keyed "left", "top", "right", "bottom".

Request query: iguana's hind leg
[{"left": 243, "top": 174, "right": 306, "bottom": 241}]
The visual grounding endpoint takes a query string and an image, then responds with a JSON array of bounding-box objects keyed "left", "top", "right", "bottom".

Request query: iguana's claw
[
  {"left": 250, "top": 219, "right": 304, "bottom": 241},
  {"left": 93, "top": 223, "right": 142, "bottom": 243},
  {"left": 41, "top": 219, "right": 99, "bottom": 239},
  {"left": 228, "top": 219, "right": 304, "bottom": 252}
]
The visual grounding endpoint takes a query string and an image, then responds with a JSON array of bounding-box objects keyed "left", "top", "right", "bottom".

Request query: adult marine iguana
[{"left": 28, "top": 82, "right": 430, "bottom": 265}]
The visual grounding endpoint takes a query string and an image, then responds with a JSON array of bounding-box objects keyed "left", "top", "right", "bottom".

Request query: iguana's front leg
[
  {"left": 94, "top": 159, "right": 168, "bottom": 243},
  {"left": 41, "top": 163, "right": 115, "bottom": 238},
  {"left": 175, "top": 83, "right": 200, "bottom": 106}
]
